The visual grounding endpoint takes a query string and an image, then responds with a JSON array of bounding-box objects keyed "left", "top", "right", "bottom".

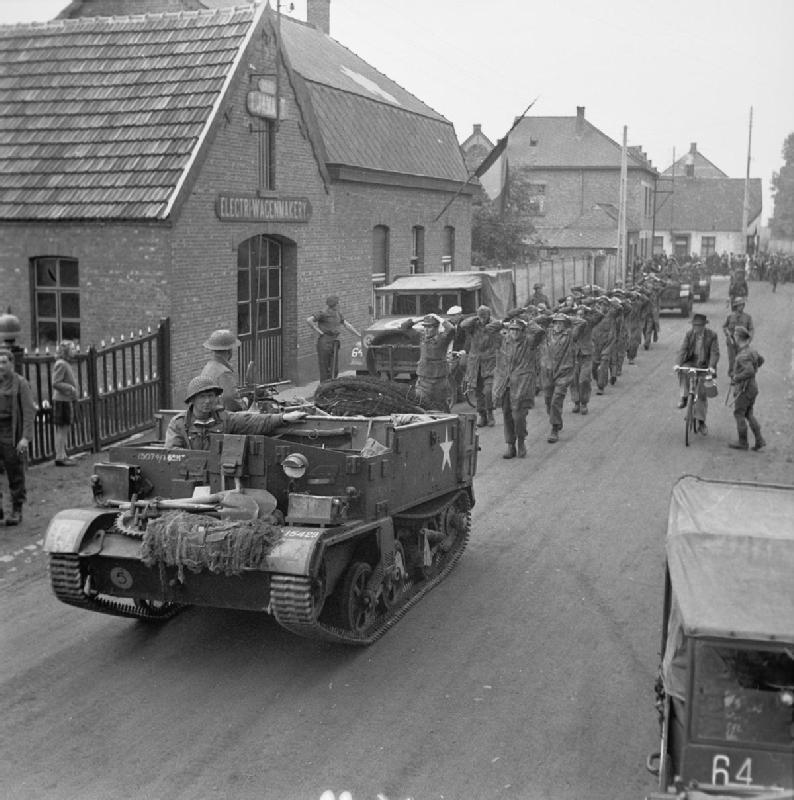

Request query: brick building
[
  {"left": 0, "top": 0, "right": 472, "bottom": 398},
  {"left": 461, "top": 108, "right": 658, "bottom": 264}
]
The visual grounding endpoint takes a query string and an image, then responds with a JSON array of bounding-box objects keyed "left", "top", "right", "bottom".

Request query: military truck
[
  {"left": 45, "top": 411, "right": 477, "bottom": 644},
  {"left": 646, "top": 476, "right": 794, "bottom": 797},
  {"left": 350, "top": 270, "right": 515, "bottom": 380},
  {"left": 658, "top": 273, "right": 694, "bottom": 317}
]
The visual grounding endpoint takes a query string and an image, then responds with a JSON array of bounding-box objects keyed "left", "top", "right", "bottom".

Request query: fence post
[
  {"left": 87, "top": 344, "right": 101, "bottom": 453},
  {"left": 158, "top": 317, "right": 172, "bottom": 409}
]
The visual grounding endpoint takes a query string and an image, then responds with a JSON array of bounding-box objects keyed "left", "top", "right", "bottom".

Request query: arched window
[{"left": 237, "top": 235, "right": 283, "bottom": 381}]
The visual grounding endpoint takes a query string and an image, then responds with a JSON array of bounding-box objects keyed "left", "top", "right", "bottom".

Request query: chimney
[
  {"left": 307, "top": 0, "right": 330, "bottom": 35},
  {"left": 473, "top": 124, "right": 482, "bottom": 135},
  {"left": 689, "top": 142, "right": 697, "bottom": 154},
  {"left": 576, "top": 106, "right": 585, "bottom": 132}
]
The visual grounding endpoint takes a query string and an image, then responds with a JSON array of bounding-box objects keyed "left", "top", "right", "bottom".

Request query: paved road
[{"left": 1, "top": 278, "right": 792, "bottom": 800}]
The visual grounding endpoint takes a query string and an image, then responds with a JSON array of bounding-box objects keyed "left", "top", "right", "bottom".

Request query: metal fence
[{"left": 21, "top": 318, "right": 171, "bottom": 464}]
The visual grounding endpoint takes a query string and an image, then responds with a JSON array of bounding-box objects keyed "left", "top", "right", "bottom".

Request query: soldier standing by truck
[
  {"left": 460, "top": 305, "right": 500, "bottom": 427},
  {"left": 307, "top": 296, "right": 361, "bottom": 383}
]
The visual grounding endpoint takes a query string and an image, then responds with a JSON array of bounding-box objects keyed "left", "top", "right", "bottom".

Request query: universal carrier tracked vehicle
[{"left": 44, "top": 413, "right": 477, "bottom": 644}]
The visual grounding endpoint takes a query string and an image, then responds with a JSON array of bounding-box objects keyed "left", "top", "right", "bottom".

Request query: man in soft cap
[
  {"left": 675, "top": 313, "right": 719, "bottom": 435},
  {"left": 165, "top": 376, "right": 306, "bottom": 450},
  {"left": 529, "top": 283, "right": 550, "bottom": 308},
  {"left": 400, "top": 313, "right": 456, "bottom": 412},
  {"left": 0, "top": 347, "right": 35, "bottom": 524},
  {"left": 491, "top": 315, "right": 545, "bottom": 458},
  {"left": 460, "top": 305, "right": 500, "bottom": 427},
  {"left": 307, "top": 295, "right": 361, "bottom": 383},
  {"left": 536, "top": 311, "right": 586, "bottom": 443},
  {"left": 200, "top": 329, "right": 243, "bottom": 411}
]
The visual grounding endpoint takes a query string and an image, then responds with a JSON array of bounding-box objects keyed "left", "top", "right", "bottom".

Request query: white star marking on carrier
[{"left": 440, "top": 427, "right": 453, "bottom": 470}]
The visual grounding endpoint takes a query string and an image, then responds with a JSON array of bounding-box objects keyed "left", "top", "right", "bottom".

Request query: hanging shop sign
[{"left": 216, "top": 194, "right": 312, "bottom": 223}]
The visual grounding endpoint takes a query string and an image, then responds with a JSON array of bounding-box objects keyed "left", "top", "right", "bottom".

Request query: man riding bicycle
[{"left": 674, "top": 313, "right": 720, "bottom": 435}]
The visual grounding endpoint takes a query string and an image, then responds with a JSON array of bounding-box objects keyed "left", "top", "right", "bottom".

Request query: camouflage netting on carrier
[
  {"left": 313, "top": 376, "right": 426, "bottom": 416},
  {"left": 141, "top": 511, "right": 283, "bottom": 581}
]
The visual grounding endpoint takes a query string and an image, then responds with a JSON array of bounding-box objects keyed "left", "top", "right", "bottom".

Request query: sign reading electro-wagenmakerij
[{"left": 216, "top": 194, "right": 312, "bottom": 223}]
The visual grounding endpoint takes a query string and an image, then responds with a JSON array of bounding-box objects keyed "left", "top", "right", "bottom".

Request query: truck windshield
[{"left": 691, "top": 641, "right": 794, "bottom": 748}]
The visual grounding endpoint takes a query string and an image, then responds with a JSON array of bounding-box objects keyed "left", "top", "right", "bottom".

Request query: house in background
[
  {"left": 0, "top": 0, "right": 472, "bottom": 394},
  {"left": 655, "top": 144, "right": 762, "bottom": 260},
  {"left": 461, "top": 107, "right": 659, "bottom": 272},
  {"left": 662, "top": 142, "right": 728, "bottom": 180},
  {"left": 460, "top": 123, "right": 494, "bottom": 175}
]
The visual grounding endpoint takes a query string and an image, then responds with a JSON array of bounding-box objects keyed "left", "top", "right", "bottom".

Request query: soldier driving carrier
[{"left": 44, "top": 389, "right": 478, "bottom": 645}]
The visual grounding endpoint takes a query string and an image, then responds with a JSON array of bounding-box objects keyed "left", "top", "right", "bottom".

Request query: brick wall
[
  {"left": 0, "top": 14, "right": 473, "bottom": 402},
  {"left": 0, "top": 221, "right": 171, "bottom": 352}
]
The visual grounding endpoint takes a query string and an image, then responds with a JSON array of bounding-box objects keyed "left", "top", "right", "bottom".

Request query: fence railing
[{"left": 21, "top": 318, "right": 171, "bottom": 464}]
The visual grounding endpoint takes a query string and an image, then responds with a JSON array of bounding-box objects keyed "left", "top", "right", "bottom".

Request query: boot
[
  {"left": 580, "top": 404, "right": 588, "bottom": 415},
  {"left": 752, "top": 437, "right": 766, "bottom": 451},
  {"left": 516, "top": 439, "right": 526, "bottom": 458},
  {"left": 6, "top": 506, "right": 22, "bottom": 526},
  {"left": 728, "top": 440, "right": 748, "bottom": 450},
  {"left": 572, "top": 402, "right": 581, "bottom": 414},
  {"left": 609, "top": 375, "right": 617, "bottom": 386},
  {"left": 486, "top": 410, "right": 495, "bottom": 427},
  {"left": 547, "top": 426, "right": 559, "bottom": 444},
  {"left": 477, "top": 412, "right": 488, "bottom": 428},
  {"left": 502, "top": 443, "right": 516, "bottom": 459}
]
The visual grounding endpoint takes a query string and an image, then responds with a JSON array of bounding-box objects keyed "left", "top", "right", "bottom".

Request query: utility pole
[
  {"left": 741, "top": 106, "right": 753, "bottom": 256},
  {"left": 616, "top": 126, "right": 628, "bottom": 286}
]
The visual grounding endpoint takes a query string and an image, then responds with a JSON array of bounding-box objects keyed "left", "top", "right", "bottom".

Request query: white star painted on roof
[
  {"left": 440, "top": 427, "right": 453, "bottom": 471},
  {"left": 339, "top": 66, "right": 402, "bottom": 106}
]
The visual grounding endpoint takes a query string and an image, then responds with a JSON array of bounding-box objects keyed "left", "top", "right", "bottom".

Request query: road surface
[{"left": 1, "top": 277, "right": 792, "bottom": 800}]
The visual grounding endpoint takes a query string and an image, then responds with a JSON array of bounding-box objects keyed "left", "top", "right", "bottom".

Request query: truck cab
[{"left": 350, "top": 270, "right": 515, "bottom": 380}]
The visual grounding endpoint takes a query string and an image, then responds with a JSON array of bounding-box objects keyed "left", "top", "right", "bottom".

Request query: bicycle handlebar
[{"left": 673, "top": 366, "right": 712, "bottom": 374}]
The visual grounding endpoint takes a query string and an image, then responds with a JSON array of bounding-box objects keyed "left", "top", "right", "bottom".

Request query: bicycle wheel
[{"left": 685, "top": 395, "right": 694, "bottom": 447}]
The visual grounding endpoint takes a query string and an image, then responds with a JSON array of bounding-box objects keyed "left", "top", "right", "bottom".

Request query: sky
[{"left": 2, "top": 0, "right": 793, "bottom": 223}]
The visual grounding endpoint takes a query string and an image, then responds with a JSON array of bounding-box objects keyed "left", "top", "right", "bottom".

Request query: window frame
[{"left": 30, "top": 256, "right": 81, "bottom": 348}]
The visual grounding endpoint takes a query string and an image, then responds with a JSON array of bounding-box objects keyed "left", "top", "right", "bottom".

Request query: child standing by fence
[{"left": 52, "top": 340, "right": 79, "bottom": 466}]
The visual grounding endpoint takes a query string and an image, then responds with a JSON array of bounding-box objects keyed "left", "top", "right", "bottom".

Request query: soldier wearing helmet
[
  {"left": 722, "top": 297, "right": 754, "bottom": 378},
  {"left": 164, "top": 375, "right": 306, "bottom": 450},
  {"left": 200, "top": 329, "right": 243, "bottom": 411},
  {"left": 306, "top": 296, "right": 361, "bottom": 383}
]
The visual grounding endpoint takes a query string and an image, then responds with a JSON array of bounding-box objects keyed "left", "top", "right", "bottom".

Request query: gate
[{"left": 21, "top": 318, "right": 170, "bottom": 464}]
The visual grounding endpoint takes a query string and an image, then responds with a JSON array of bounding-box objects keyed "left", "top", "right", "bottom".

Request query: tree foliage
[
  {"left": 770, "top": 132, "right": 794, "bottom": 239},
  {"left": 470, "top": 167, "right": 541, "bottom": 267}
]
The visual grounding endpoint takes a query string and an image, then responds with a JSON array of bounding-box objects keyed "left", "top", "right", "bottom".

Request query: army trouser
[
  {"left": 733, "top": 390, "right": 763, "bottom": 446},
  {"left": 543, "top": 375, "right": 572, "bottom": 429},
  {"left": 501, "top": 392, "right": 529, "bottom": 445},
  {"left": 570, "top": 354, "right": 592, "bottom": 407},
  {"left": 591, "top": 342, "right": 611, "bottom": 391}
]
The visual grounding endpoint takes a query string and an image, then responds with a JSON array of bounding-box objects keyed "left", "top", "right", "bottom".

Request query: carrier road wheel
[
  {"left": 340, "top": 562, "right": 375, "bottom": 634},
  {"left": 382, "top": 542, "right": 407, "bottom": 610}
]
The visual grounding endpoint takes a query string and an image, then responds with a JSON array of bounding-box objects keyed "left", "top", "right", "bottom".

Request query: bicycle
[
  {"left": 446, "top": 350, "right": 476, "bottom": 410},
  {"left": 674, "top": 366, "right": 713, "bottom": 446}
]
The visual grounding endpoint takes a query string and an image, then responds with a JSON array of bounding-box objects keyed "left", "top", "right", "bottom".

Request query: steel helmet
[
  {"left": 184, "top": 375, "right": 223, "bottom": 403},
  {"left": 202, "top": 329, "right": 240, "bottom": 351}
]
